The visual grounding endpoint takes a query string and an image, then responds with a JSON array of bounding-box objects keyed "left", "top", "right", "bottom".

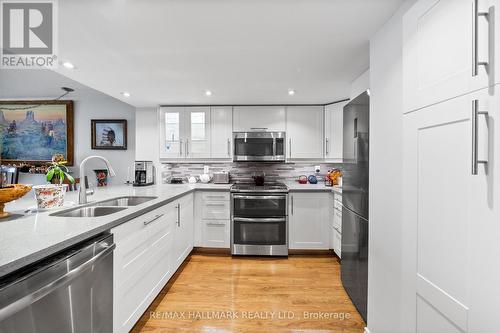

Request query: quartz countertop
[{"left": 0, "top": 183, "right": 231, "bottom": 278}]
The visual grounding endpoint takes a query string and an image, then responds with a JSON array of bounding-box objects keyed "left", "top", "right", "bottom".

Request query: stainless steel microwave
[{"left": 233, "top": 131, "right": 286, "bottom": 162}]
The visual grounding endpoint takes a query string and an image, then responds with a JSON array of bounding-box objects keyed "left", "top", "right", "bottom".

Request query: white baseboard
[{"left": 364, "top": 328, "right": 371, "bottom": 333}]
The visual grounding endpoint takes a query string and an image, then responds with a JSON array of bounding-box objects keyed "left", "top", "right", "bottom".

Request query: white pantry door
[{"left": 402, "top": 87, "right": 499, "bottom": 332}]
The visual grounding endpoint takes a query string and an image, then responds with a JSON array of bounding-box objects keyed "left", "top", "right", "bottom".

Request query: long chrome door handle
[
  {"left": 227, "top": 139, "right": 231, "bottom": 156},
  {"left": 179, "top": 139, "right": 183, "bottom": 156},
  {"left": 289, "top": 138, "right": 292, "bottom": 158},
  {"left": 472, "top": 99, "right": 489, "bottom": 175},
  {"left": 473, "top": 0, "right": 490, "bottom": 76},
  {"left": 143, "top": 214, "right": 164, "bottom": 226},
  {"left": 291, "top": 195, "right": 294, "bottom": 215},
  {"left": 186, "top": 139, "right": 189, "bottom": 157},
  {"left": 326, "top": 138, "right": 329, "bottom": 155}
]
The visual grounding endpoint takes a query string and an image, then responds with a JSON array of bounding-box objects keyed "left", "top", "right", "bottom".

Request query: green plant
[{"left": 46, "top": 155, "right": 75, "bottom": 185}]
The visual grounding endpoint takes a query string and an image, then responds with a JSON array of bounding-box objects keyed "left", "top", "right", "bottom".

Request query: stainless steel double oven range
[{"left": 230, "top": 182, "right": 289, "bottom": 256}]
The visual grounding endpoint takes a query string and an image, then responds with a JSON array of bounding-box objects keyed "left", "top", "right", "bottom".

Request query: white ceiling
[{"left": 51, "top": 0, "right": 403, "bottom": 107}]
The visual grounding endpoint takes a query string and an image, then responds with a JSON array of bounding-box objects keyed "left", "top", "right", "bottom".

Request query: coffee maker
[{"left": 133, "top": 161, "right": 155, "bottom": 186}]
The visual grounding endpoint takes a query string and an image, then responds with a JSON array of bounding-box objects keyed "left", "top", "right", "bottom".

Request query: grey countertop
[
  {"left": 0, "top": 183, "right": 230, "bottom": 278},
  {"left": 0, "top": 181, "right": 340, "bottom": 278}
]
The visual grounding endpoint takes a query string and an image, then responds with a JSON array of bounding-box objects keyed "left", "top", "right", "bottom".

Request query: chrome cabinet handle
[
  {"left": 176, "top": 203, "right": 181, "bottom": 226},
  {"left": 289, "top": 138, "right": 292, "bottom": 158},
  {"left": 473, "top": 0, "right": 490, "bottom": 76},
  {"left": 227, "top": 139, "right": 231, "bottom": 156},
  {"left": 326, "top": 138, "right": 329, "bottom": 155},
  {"left": 143, "top": 214, "right": 164, "bottom": 226},
  {"left": 205, "top": 203, "right": 226, "bottom": 207},
  {"left": 250, "top": 127, "right": 268, "bottom": 130},
  {"left": 179, "top": 139, "right": 183, "bottom": 156},
  {"left": 291, "top": 195, "right": 294, "bottom": 215},
  {"left": 186, "top": 139, "right": 189, "bottom": 157},
  {"left": 206, "top": 222, "right": 226, "bottom": 226},
  {"left": 472, "top": 99, "right": 489, "bottom": 175},
  {"left": 171, "top": 133, "right": 174, "bottom": 141}
]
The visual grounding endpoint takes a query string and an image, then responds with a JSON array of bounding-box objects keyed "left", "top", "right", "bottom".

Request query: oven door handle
[
  {"left": 233, "top": 217, "right": 286, "bottom": 223},
  {"left": 232, "top": 195, "right": 287, "bottom": 200}
]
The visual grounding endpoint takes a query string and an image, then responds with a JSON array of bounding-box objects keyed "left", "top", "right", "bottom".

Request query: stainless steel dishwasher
[{"left": 0, "top": 233, "right": 115, "bottom": 333}]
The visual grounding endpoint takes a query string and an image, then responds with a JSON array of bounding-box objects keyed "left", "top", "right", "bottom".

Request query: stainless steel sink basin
[
  {"left": 50, "top": 206, "right": 127, "bottom": 218},
  {"left": 94, "top": 196, "right": 157, "bottom": 207}
]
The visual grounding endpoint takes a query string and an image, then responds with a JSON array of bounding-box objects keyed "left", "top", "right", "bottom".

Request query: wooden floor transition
[{"left": 131, "top": 252, "right": 365, "bottom": 333}]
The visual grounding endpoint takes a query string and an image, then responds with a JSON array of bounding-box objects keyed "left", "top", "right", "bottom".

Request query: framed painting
[
  {"left": 91, "top": 119, "right": 127, "bottom": 150},
  {"left": 0, "top": 100, "right": 74, "bottom": 165}
]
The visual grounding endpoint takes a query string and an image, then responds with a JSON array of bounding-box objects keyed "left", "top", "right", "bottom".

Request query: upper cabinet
[
  {"left": 233, "top": 106, "right": 286, "bottom": 132},
  {"left": 286, "top": 106, "right": 324, "bottom": 159},
  {"left": 324, "top": 101, "right": 347, "bottom": 162},
  {"left": 159, "top": 106, "right": 211, "bottom": 159},
  {"left": 403, "top": 0, "right": 498, "bottom": 113},
  {"left": 210, "top": 106, "right": 233, "bottom": 159}
]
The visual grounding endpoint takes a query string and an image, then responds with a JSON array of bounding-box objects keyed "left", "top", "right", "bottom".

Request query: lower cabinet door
[
  {"left": 172, "top": 193, "right": 194, "bottom": 270},
  {"left": 289, "top": 192, "right": 331, "bottom": 249},
  {"left": 333, "top": 229, "right": 341, "bottom": 259},
  {"left": 112, "top": 205, "right": 175, "bottom": 333},
  {"left": 202, "top": 220, "right": 230, "bottom": 248},
  {"left": 402, "top": 87, "right": 500, "bottom": 333}
]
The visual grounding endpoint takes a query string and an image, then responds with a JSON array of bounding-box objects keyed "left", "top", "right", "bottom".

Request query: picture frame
[
  {"left": 91, "top": 119, "right": 127, "bottom": 150},
  {"left": 0, "top": 100, "right": 74, "bottom": 165}
]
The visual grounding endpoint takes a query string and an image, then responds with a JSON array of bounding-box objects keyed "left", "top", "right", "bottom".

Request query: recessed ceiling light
[
  {"left": 288, "top": 89, "right": 296, "bottom": 96},
  {"left": 121, "top": 92, "right": 130, "bottom": 97},
  {"left": 205, "top": 90, "right": 212, "bottom": 96},
  {"left": 62, "top": 62, "right": 74, "bottom": 69}
]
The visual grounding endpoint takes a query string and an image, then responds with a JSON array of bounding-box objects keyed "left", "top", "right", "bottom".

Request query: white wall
[
  {"left": 72, "top": 92, "right": 136, "bottom": 185},
  {"left": 367, "top": 1, "right": 415, "bottom": 332},
  {"left": 0, "top": 69, "right": 136, "bottom": 186},
  {"left": 135, "top": 107, "right": 160, "bottom": 181},
  {"left": 350, "top": 70, "right": 370, "bottom": 99}
]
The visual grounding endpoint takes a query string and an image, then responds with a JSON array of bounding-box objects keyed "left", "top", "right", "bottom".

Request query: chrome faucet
[{"left": 78, "top": 156, "right": 116, "bottom": 204}]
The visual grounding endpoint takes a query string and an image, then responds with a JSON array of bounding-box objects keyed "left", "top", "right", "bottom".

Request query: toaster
[{"left": 213, "top": 171, "right": 230, "bottom": 184}]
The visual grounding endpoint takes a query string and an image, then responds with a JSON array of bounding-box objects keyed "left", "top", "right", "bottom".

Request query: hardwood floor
[{"left": 131, "top": 253, "right": 366, "bottom": 333}]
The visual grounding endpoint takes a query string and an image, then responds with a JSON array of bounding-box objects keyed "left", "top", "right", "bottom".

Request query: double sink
[{"left": 50, "top": 196, "right": 158, "bottom": 218}]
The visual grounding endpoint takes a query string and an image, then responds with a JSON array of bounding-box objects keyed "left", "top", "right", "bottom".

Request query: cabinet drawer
[
  {"left": 333, "top": 209, "right": 342, "bottom": 232},
  {"left": 333, "top": 229, "right": 342, "bottom": 258},
  {"left": 202, "top": 220, "right": 230, "bottom": 248},
  {"left": 112, "top": 205, "right": 175, "bottom": 286},
  {"left": 202, "top": 201, "right": 230, "bottom": 220},
  {"left": 334, "top": 199, "right": 342, "bottom": 211},
  {"left": 201, "top": 192, "right": 229, "bottom": 201}
]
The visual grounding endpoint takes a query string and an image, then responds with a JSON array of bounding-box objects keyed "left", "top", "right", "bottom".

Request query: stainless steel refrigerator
[{"left": 341, "top": 91, "right": 369, "bottom": 322}]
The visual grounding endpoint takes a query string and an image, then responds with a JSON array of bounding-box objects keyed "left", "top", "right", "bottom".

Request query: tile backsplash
[{"left": 161, "top": 162, "right": 343, "bottom": 183}]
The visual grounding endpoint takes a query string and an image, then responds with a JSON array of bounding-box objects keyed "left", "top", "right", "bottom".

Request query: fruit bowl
[{"left": 0, "top": 184, "right": 32, "bottom": 218}]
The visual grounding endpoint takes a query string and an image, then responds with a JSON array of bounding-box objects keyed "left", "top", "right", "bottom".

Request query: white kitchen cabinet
[
  {"left": 324, "top": 101, "right": 346, "bottom": 161},
  {"left": 159, "top": 107, "right": 210, "bottom": 159},
  {"left": 202, "top": 220, "right": 230, "bottom": 248},
  {"left": 402, "top": 86, "right": 500, "bottom": 333},
  {"left": 403, "top": 0, "right": 493, "bottom": 113},
  {"left": 289, "top": 192, "right": 331, "bottom": 249},
  {"left": 172, "top": 193, "right": 194, "bottom": 269},
  {"left": 210, "top": 106, "right": 233, "bottom": 158},
  {"left": 112, "top": 203, "right": 175, "bottom": 333},
  {"left": 333, "top": 229, "right": 341, "bottom": 259},
  {"left": 194, "top": 191, "right": 230, "bottom": 249},
  {"left": 185, "top": 107, "right": 211, "bottom": 158},
  {"left": 233, "top": 106, "right": 286, "bottom": 132},
  {"left": 286, "top": 106, "right": 324, "bottom": 159}
]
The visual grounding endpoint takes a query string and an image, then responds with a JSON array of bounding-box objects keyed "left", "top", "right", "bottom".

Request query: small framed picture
[{"left": 91, "top": 119, "right": 127, "bottom": 150}]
